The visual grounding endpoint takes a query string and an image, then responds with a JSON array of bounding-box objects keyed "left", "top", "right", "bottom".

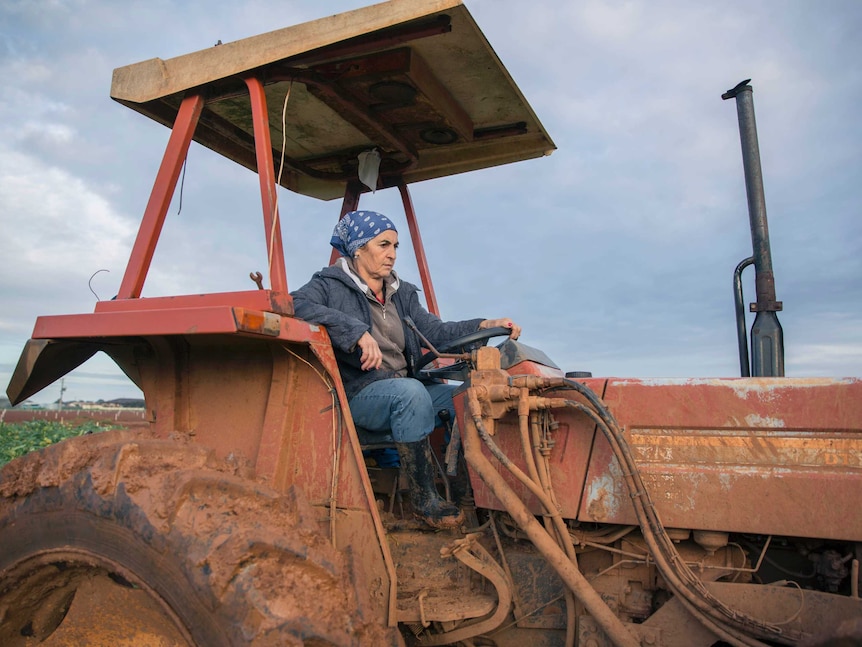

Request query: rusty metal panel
[
  {"left": 31, "top": 302, "right": 313, "bottom": 343},
  {"left": 131, "top": 331, "right": 397, "bottom": 625},
  {"left": 464, "top": 377, "right": 605, "bottom": 518},
  {"left": 466, "top": 374, "right": 605, "bottom": 519},
  {"left": 94, "top": 289, "right": 293, "bottom": 315},
  {"left": 578, "top": 378, "right": 862, "bottom": 541},
  {"left": 467, "top": 414, "right": 598, "bottom": 519},
  {"left": 32, "top": 308, "right": 242, "bottom": 339},
  {"left": 8, "top": 295, "right": 311, "bottom": 405}
]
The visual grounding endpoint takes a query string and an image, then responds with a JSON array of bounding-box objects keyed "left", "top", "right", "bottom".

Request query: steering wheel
[{"left": 416, "top": 326, "right": 512, "bottom": 378}]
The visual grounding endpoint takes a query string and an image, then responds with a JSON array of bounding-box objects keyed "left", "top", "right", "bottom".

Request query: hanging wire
[
  {"left": 266, "top": 80, "right": 294, "bottom": 284},
  {"left": 177, "top": 153, "right": 188, "bottom": 215},
  {"left": 281, "top": 344, "right": 343, "bottom": 545},
  {"left": 88, "top": 269, "right": 110, "bottom": 301}
]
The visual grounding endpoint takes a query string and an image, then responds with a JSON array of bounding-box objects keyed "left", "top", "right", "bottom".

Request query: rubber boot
[
  {"left": 447, "top": 454, "right": 479, "bottom": 529},
  {"left": 448, "top": 454, "right": 473, "bottom": 507},
  {"left": 396, "top": 439, "right": 465, "bottom": 530}
]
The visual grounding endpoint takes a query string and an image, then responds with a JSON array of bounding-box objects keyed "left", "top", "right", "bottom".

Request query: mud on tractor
[{"left": 2, "top": 1, "right": 861, "bottom": 646}]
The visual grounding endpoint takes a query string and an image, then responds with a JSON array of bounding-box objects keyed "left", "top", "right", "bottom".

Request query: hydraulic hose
[
  {"left": 556, "top": 377, "right": 804, "bottom": 646},
  {"left": 565, "top": 399, "right": 772, "bottom": 647},
  {"left": 518, "top": 392, "right": 577, "bottom": 647},
  {"left": 463, "top": 387, "right": 641, "bottom": 647}
]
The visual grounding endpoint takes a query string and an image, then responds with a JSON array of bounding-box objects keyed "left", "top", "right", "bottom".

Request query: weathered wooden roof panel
[{"left": 111, "top": 0, "right": 554, "bottom": 200}]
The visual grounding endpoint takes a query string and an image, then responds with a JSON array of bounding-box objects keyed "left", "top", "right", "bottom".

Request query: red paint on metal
[
  {"left": 503, "top": 360, "right": 565, "bottom": 378},
  {"left": 328, "top": 182, "right": 363, "bottom": 267},
  {"left": 95, "top": 289, "right": 293, "bottom": 315},
  {"left": 399, "top": 182, "right": 439, "bottom": 316},
  {"left": 117, "top": 93, "right": 204, "bottom": 299},
  {"left": 262, "top": 337, "right": 399, "bottom": 620},
  {"left": 31, "top": 304, "right": 322, "bottom": 344},
  {"left": 464, "top": 377, "right": 604, "bottom": 518},
  {"left": 577, "top": 378, "right": 862, "bottom": 541},
  {"left": 245, "top": 76, "right": 288, "bottom": 293},
  {"left": 465, "top": 373, "right": 862, "bottom": 541},
  {"left": 33, "top": 308, "right": 242, "bottom": 338},
  {"left": 467, "top": 414, "right": 598, "bottom": 519},
  {"left": 122, "top": 327, "right": 395, "bottom": 623}
]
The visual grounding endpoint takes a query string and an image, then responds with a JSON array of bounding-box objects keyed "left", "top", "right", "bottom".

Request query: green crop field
[{"left": 0, "top": 420, "right": 121, "bottom": 467}]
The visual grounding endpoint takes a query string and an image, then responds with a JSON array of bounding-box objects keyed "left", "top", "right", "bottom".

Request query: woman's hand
[
  {"left": 479, "top": 318, "right": 521, "bottom": 340},
  {"left": 357, "top": 331, "right": 383, "bottom": 370}
]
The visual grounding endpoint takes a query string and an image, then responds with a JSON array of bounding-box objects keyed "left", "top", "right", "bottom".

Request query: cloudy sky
[{"left": 1, "top": 0, "right": 860, "bottom": 404}]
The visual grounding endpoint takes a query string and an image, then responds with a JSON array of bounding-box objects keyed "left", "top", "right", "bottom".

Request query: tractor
[{"left": 2, "top": 1, "right": 860, "bottom": 645}]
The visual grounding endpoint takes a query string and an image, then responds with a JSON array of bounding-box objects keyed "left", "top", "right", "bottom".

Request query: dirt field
[{"left": 0, "top": 408, "right": 149, "bottom": 428}]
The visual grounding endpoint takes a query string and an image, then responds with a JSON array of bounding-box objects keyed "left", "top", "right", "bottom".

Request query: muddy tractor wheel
[{"left": 0, "top": 430, "right": 397, "bottom": 647}]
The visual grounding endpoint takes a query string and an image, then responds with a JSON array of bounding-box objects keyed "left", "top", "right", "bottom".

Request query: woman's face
[{"left": 354, "top": 230, "right": 399, "bottom": 283}]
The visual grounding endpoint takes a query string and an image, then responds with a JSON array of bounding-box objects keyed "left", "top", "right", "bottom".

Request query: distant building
[
  {"left": 110, "top": 398, "right": 146, "bottom": 409},
  {"left": 67, "top": 399, "right": 146, "bottom": 410}
]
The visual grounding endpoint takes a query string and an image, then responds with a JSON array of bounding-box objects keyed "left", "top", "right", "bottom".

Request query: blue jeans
[{"left": 348, "top": 378, "right": 456, "bottom": 444}]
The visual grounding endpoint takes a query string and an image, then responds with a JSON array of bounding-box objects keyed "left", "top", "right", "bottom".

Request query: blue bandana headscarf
[{"left": 330, "top": 210, "right": 397, "bottom": 257}]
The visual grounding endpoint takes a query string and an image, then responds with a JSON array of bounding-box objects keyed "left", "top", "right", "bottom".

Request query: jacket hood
[{"left": 324, "top": 259, "right": 403, "bottom": 295}]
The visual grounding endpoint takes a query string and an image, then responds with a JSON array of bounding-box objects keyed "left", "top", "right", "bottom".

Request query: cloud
[
  {"left": 787, "top": 312, "right": 862, "bottom": 377},
  {"left": 0, "top": 141, "right": 139, "bottom": 402},
  {"left": 0, "top": 148, "right": 135, "bottom": 287}
]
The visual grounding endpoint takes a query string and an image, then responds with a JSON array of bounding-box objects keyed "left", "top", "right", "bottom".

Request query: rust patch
[{"left": 630, "top": 428, "right": 862, "bottom": 469}]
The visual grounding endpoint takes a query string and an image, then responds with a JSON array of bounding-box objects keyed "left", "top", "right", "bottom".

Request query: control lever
[{"left": 403, "top": 317, "right": 469, "bottom": 363}]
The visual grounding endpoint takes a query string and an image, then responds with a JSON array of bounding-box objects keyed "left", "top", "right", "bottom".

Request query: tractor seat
[
  {"left": 355, "top": 427, "right": 403, "bottom": 506},
  {"left": 356, "top": 418, "right": 459, "bottom": 513},
  {"left": 356, "top": 419, "right": 454, "bottom": 481},
  {"left": 356, "top": 427, "right": 401, "bottom": 468},
  {"left": 355, "top": 426, "right": 396, "bottom": 449}
]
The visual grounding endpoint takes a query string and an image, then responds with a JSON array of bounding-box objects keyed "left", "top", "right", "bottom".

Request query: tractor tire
[{"left": 0, "top": 429, "right": 399, "bottom": 647}]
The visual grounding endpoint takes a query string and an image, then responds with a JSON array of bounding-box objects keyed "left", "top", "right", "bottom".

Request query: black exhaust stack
[{"left": 722, "top": 80, "right": 785, "bottom": 377}]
